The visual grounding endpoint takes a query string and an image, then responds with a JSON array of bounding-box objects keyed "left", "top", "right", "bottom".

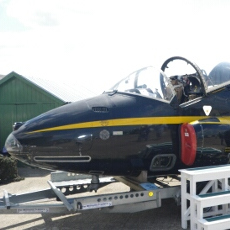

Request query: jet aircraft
[{"left": 5, "top": 56, "right": 230, "bottom": 182}]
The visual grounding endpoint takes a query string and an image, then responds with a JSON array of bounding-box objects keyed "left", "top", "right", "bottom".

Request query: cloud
[
  {"left": 1, "top": 0, "right": 230, "bottom": 95},
  {"left": 6, "top": 0, "right": 101, "bottom": 29},
  {"left": 6, "top": 0, "right": 59, "bottom": 28}
]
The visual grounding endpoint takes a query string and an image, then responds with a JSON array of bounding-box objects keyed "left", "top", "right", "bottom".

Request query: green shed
[{"left": 0, "top": 71, "right": 94, "bottom": 151}]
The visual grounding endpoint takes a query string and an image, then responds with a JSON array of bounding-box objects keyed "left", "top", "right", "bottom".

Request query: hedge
[{"left": 0, "top": 156, "right": 23, "bottom": 183}]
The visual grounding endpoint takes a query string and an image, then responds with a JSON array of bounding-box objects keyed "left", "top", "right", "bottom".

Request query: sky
[{"left": 1, "top": 0, "right": 230, "bottom": 95}]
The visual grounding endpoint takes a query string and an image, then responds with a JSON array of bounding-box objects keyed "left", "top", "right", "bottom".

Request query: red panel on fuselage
[{"left": 180, "top": 123, "right": 197, "bottom": 166}]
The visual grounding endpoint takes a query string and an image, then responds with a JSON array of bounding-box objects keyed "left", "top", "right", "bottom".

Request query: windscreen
[{"left": 110, "top": 67, "right": 174, "bottom": 102}]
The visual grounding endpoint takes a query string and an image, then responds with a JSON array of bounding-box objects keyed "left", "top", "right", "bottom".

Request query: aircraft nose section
[{"left": 5, "top": 133, "right": 23, "bottom": 156}]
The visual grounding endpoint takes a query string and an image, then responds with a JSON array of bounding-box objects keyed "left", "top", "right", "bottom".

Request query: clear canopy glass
[{"left": 110, "top": 66, "right": 174, "bottom": 102}]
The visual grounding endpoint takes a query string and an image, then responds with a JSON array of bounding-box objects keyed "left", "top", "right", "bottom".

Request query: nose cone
[
  {"left": 4, "top": 94, "right": 112, "bottom": 170},
  {"left": 5, "top": 133, "right": 23, "bottom": 156}
]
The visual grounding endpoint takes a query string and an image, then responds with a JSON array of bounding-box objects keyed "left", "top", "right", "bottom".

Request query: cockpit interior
[{"left": 110, "top": 56, "right": 230, "bottom": 106}]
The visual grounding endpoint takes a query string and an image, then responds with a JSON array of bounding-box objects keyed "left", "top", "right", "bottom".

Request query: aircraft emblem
[
  {"left": 203, "top": 105, "right": 212, "bottom": 116},
  {"left": 99, "top": 130, "right": 110, "bottom": 140}
]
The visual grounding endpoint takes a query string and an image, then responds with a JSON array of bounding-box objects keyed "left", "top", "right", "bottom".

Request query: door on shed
[{"left": 0, "top": 105, "right": 16, "bottom": 150}]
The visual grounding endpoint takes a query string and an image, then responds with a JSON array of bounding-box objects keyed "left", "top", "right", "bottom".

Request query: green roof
[{"left": 0, "top": 71, "right": 97, "bottom": 103}]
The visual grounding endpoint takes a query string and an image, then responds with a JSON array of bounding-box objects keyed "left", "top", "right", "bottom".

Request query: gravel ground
[{"left": 0, "top": 166, "right": 184, "bottom": 230}]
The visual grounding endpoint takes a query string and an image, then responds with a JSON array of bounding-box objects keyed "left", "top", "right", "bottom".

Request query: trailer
[{"left": 0, "top": 171, "right": 181, "bottom": 215}]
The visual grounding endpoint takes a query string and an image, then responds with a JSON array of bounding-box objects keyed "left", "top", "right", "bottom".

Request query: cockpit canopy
[
  {"left": 109, "top": 57, "right": 230, "bottom": 105},
  {"left": 110, "top": 66, "right": 175, "bottom": 103},
  {"left": 208, "top": 62, "right": 230, "bottom": 86}
]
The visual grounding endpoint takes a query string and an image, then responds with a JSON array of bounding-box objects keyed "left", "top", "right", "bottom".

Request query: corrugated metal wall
[{"left": 0, "top": 73, "right": 64, "bottom": 150}]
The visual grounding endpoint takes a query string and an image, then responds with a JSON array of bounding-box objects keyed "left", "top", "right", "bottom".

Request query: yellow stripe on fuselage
[{"left": 26, "top": 116, "right": 230, "bottom": 134}]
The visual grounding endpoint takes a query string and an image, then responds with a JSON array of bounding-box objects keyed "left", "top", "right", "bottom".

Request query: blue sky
[{"left": 0, "top": 0, "right": 230, "bottom": 95}]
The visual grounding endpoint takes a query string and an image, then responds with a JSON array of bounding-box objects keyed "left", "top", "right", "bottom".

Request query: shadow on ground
[{"left": 17, "top": 163, "right": 52, "bottom": 178}]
